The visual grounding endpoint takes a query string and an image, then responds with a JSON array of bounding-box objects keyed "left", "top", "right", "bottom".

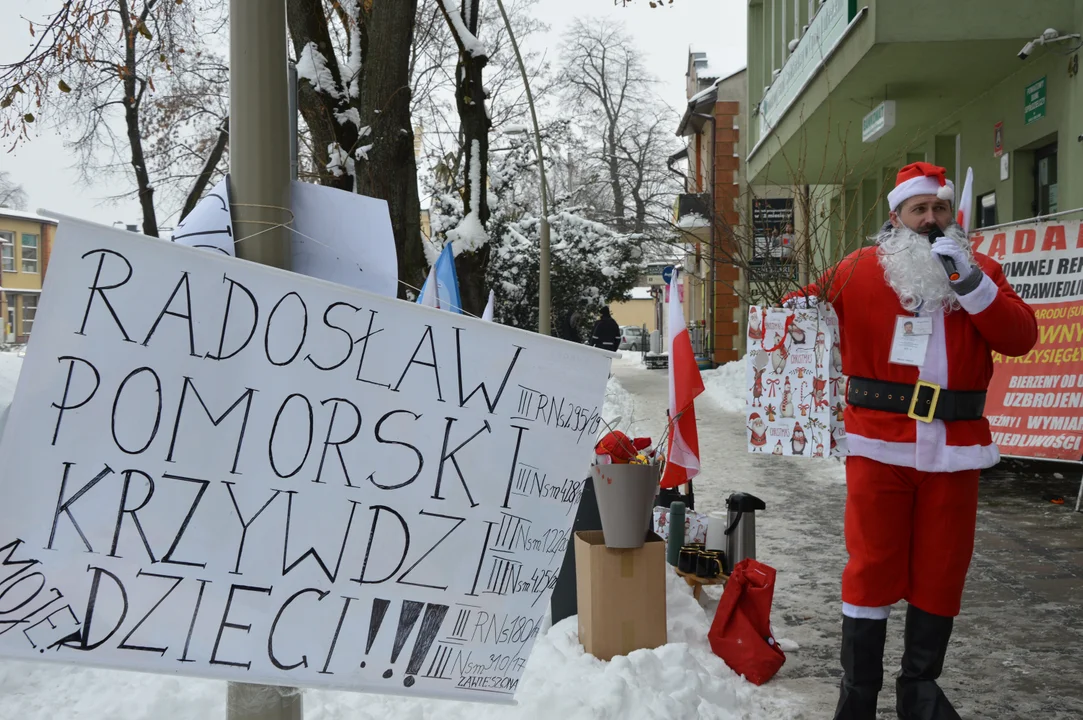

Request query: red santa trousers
[{"left": 842, "top": 456, "right": 980, "bottom": 617}]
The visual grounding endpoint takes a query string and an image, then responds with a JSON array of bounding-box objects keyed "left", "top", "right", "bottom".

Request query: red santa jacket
[{"left": 784, "top": 247, "right": 1037, "bottom": 472}]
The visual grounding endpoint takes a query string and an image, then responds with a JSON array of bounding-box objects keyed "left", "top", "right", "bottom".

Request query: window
[
  {"left": 978, "top": 192, "right": 997, "bottom": 229},
  {"left": 21, "top": 233, "right": 38, "bottom": 273},
  {"left": 21, "top": 295, "right": 37, "bottom": 335},
  {"left": 0, "top": 231, "right": 13, "bottom": 272}
]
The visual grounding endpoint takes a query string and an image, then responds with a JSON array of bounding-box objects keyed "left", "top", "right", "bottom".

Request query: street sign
[
  {"left": 662, "top": 265, "right": 675, "bottom": 284},
  {"left": 1024, "top": 77, "right": 1046, "bottom": 125},
  {"left": 861, "top": 100, "right": 896, "bottom": 143}
]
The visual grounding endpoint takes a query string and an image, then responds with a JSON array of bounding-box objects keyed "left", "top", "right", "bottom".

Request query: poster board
[
  {"left": 0, "top": 218, "right": 612, "bottom": 702},
  {"left": 971, "top": 219, "right": 1083, "bottom": 461}
]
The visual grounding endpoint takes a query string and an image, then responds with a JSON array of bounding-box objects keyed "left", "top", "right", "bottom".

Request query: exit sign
[
  {"left": 862, "top": 100, "right": 896, "bottom": 143},
  {"left": 1024, "top": 77, "right": 1046, "bottom": 125}
]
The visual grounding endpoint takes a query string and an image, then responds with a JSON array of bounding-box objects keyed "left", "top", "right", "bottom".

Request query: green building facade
[{"left": 746, "top": 0, "right": 1083, "bottom": 260}]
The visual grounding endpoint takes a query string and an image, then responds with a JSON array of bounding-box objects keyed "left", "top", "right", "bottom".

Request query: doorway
[{"left": 1034, "top": 141, "right": 1058, "bottom": 216}]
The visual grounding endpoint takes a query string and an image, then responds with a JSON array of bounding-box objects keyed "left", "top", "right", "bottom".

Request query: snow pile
[
  {"left": 0, "top": 351, "right": 22, "bottom": 439},
  {"left": 702, "top": 356, "right": 747, "bottom": 414},
  {"left": 601, "top": 372, "right": 640, "bottom": 437},
  {"left": 0, "top": 568, "right": 784, "bottom": 720}
]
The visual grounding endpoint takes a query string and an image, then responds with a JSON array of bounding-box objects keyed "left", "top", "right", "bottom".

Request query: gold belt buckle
[{"left": 907, "top": 380, "right": 941, "bottom": 423}]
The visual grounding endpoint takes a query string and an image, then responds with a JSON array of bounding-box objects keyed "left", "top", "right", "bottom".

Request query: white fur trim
[
  {"left": 937, "top": 184, "right": 954, "bottom": 201},
  {"left": 888, "top": 176, "right": 955, "bottom": 211},
  {"left": 956, "top": 273, "right": 997, "bottom": 315},
  {"left": 843, "top": 603, "right": 892, "bottom": 620},
  {"left": 846, "top": 434, "right": 1000, "bottom": 472}
]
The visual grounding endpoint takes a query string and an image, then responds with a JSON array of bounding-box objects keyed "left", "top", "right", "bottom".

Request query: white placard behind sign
[
  {"left": 171, "top": 177, "right": 235, "bottom": 256},
  {"left": 0, "top": 218, "right": 611, "bottom": 702},
  {"left": 291, "top": 180, "right": 398, "bottom": 298}
]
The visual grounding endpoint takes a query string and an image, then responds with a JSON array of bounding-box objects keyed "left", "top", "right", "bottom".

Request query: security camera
[{"left": 1018, "top": 29, "right": 1081, "bottom": 59}]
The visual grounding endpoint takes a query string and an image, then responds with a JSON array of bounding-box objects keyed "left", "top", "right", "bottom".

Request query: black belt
[{"left": 846, "top": 377, "right": 986, "bottom": 423}]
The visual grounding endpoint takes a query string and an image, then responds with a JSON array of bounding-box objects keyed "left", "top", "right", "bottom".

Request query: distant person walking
[{"left": 588, "top": 307, "right": 621, "bottom": 352}]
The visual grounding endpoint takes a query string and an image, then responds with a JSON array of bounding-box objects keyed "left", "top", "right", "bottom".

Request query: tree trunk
[
  {"left": 355, "top": 0, "right": 426, "bottom": 298},
  {"left": 606, "top": 126, "right": 626, "bottom": 233},
  {"left": 445, "top": 0, "right": 491, "bottom": 316},
  {"left": 180, "top": 116, "right": 229, "bottom": 222},
  {"left": 119, "top": 0, "right": 159, "bottom": 237},
  {"left": 287, "top": 0, "right": 357, "bottom": 192}
]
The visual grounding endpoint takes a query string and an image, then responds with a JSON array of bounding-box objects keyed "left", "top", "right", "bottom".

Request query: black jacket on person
[
  {"left": 558, "top": 312, "right": 582, "bottom": 343},
  {"left": 589, "top": 315, "right": 621, "bottom": 352}
]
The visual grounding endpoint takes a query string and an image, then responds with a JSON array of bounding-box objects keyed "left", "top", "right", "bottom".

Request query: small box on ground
[{"left": 575, "top": 530, "right": 667, "bottom": 661}]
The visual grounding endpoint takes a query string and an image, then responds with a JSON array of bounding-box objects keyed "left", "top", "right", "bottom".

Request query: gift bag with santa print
[
  {"left": 745, "top": 306, "right": 832, "bottom": 458},
  {"left": 820, "top": 303, "right": 849, "bottom": 458}
]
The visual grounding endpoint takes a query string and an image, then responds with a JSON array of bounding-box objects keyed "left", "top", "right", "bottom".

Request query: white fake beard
[{"left": 876, "top": 223, "right": 973, "bottom": 313}]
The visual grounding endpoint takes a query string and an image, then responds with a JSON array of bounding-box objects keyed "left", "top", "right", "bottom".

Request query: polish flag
[
  {"left": 660, "top": 269, "right": 705, "bottom": 489},
  {"left": 956, "top": 167, "right": 974, "bottom": 232}
]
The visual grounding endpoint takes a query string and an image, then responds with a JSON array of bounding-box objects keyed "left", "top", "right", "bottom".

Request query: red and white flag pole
[{"left": 660, "top": 269, "right": 705, "bottom": 490}]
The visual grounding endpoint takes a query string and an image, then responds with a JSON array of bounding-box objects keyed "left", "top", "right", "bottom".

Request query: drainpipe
[{"left": 694, "top": 112, "right": 718, "bottom": 366}]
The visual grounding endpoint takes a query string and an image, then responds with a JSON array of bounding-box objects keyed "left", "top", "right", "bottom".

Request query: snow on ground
[
  {"left": 0, "top": 566, "right": 803, "bottom": 720},
  {"left": 0, "top": 351, "right": 23, "bottom": 438},
  {"left": 701, "top": 356, "right": 747, "bottom": 413}
]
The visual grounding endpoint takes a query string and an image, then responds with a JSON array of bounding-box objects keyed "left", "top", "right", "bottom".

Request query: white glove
[{"left": 930, "top": 238, "right": 976, "bottom": 285}]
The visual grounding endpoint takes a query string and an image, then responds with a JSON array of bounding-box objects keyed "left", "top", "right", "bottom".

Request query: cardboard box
[{"left": 575, "top": 530, "right": 667, "bottom": 661}]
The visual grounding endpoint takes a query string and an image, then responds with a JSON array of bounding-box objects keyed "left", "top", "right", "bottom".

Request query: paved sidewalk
[{"left": 612, "top": 362, "right": 1083, "bottom": 719}]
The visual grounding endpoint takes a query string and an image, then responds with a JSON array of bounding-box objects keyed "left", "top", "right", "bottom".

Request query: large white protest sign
[{"left": 0, "top": 218, "right": 611, "bottom": 702}]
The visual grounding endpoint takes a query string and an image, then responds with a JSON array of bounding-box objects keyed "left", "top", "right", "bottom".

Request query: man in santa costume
[{"left": 784, "top": 162, "right": 1037, "bottom": 720}]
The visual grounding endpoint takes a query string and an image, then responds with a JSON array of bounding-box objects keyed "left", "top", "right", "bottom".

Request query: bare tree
[
  {"left": 286, "top": 0, "right": 426, "bottom": 296},
  {"left": 616, "top": 107, "right": 683, "bottom": 233},
  {"left": 559, "top": 18, "right": 677, "bottom": 235},
  {"left": 0, "top": 172, "right": 28, "bottom": 210},
  {"left": 412, "top": 0, "right": 549, "bottom": 183},
  {"left": 0, "top": 0, "right": 228, "bottom": 236}
]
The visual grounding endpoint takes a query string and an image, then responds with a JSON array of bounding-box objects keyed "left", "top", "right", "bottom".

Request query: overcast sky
[{"left": 0, "top": 0, "right": 746, "bottom": 228}]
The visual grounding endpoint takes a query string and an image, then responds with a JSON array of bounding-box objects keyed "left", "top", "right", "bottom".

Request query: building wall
[
  {"left": 610, "top": 299, "right": 655, "bottom": 332},
  {"left": 749, "top": 0, "right": 1083, "bottom": 234},
  {"left": 711, "top": 70, "right": 748, "bottom": 365},
  {"left": 838, "top": 33, "right": 1082, "bottom": 237},
  {"left": 0, "top": 214, "right": 55, "bottom": 342}
]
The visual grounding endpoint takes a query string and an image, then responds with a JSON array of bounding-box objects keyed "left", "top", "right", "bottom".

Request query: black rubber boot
[
  {"left": 896, "top": 605, "right": 962, "bottom": 720},
  {"left": 833, "top": 616, "right": 888, "bottom": 720}
]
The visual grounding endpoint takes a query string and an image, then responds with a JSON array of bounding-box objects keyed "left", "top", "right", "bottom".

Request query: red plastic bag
[{"left": 707, "top": 558, "right": 786, "bottom": 685}]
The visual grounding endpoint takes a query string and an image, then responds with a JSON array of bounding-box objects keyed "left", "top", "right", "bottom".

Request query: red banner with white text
[{"left": 970, "top": 219, "right": 1083, "bottom": 461}]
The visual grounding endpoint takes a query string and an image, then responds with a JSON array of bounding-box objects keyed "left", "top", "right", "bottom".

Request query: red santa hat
[
  {"left": 888, "top": 161, "right": 954, "bottom": 211},
  {"left": 749, "top": 412, "right": 762, "bottom": 421}
]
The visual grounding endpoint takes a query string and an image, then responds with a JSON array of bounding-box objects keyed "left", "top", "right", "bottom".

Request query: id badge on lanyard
[{"left": 888, "top": 315, "right": 932, "bottom": 367}]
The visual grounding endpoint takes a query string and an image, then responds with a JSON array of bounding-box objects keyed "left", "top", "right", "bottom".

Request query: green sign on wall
[{"left": 1024, "top": 77, "right": 1046, "bottom": 125}]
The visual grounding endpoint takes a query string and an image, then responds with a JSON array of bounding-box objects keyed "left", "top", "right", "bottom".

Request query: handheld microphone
[{"left": 927, "top": 227, "right": 961, "bottom": 282}]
